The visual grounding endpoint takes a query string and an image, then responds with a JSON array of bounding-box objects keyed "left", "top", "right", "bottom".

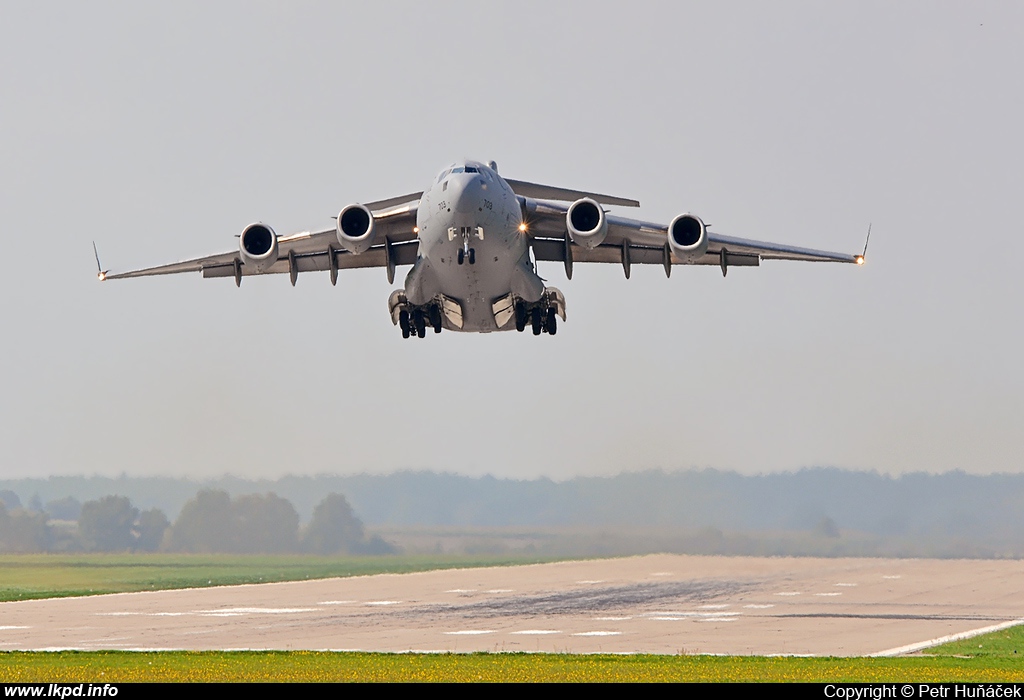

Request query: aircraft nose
[{"left": 449, "top": 175, "right": 485, "bottom": 213}]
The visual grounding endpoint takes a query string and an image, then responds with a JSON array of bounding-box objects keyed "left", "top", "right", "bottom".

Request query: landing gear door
[
  {"left": 440, "top": 295, "right": 464, "bottom": 329},
  {"left": 491, "top": 293, "right": 515, "bottom": 329}
]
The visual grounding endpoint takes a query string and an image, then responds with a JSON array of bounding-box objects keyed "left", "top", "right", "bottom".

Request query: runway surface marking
[
  {"left": 873, "top": 618, "right": 1024, "bottom": 657},
  {"left": 511, "top": 630, "right": 561, "bottom": 635},
  {"left": 97, "top": 611, "right": 188, "bottom": 616},
  {"left": 573, "top": 631, "right": 621, "bottom": 636},
  {"left": 648, "top": 611, "right": 740, "bottom": 617},
  {"left": 196, "top": 607, "right": 315, "bottom": 615},
  {"left": 649, "top": 612, "right": 741, "bottom": 621}
]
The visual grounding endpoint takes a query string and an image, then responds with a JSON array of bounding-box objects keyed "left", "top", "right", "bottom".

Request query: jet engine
[
  {"left": 238, "top": 223, "right": 279, "bottom": 272},
  {"left": 566, "top": 198, "right": 608, "bottom": 249},
  {"left": 667, "top": 213, "right": 708, "bottom": 262},
  {"left": 336, "top": 203, "right": 375, "bottom": 254}
]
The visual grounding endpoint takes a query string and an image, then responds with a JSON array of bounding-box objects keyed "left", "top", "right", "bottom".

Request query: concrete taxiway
[{"left": 1, "top": 555, "right": 1021, "bottom": 656}]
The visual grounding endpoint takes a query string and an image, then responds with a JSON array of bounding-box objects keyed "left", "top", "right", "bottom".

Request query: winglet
[
  {"left": 93, "top": 241, "right": 109, "bottom": 281},
  {"left": 854, "top": 223, "right": 871, "bottom": 266}
]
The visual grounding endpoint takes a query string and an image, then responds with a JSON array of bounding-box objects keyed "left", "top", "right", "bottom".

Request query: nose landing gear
[{"left": 454, "top": 227, "right": 477, "bottom": 265}]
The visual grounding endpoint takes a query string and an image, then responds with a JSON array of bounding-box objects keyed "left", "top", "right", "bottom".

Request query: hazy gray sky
[{"left": 1, "top": 2, "right": 1021, "bottom": 480}]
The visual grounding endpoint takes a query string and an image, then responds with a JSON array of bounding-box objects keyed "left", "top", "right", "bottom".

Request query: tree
[
  {"left": 814, "top": 516, "right": 841, "bottom": 539},
  {"left": 167, "top": 490, "right": 300, "bottom": 553},
  {"left": 45, "top": 497, "right": 82, "bottom": 521},
  {"left": 167, "top": 490, "right": 234, "bottom": 553},
  {"left": 0, "top": 490, "right": 21, "bottom": 510},
  {"left": 303, "top": 493, "right": 368, "bottom": 555},
  {"left": 135, "top": 508, "right": 170, "bottom": 552},
  {"left": 0, "top": 503, "right": 51, "bottom": 552},
  {"left": 79, "top": 496, "right": 138, "bottom": 551},
  {"left": 232, "top": 493, "right": 299, "bottom": 553}
]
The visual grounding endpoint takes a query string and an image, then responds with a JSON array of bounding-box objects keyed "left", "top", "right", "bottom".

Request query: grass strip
[
  {"left": 0, "top": 553, "right": 558, "bottom": 602},
  {"left": 1, "top": 650, "right": 1023, "bottom": 683}
]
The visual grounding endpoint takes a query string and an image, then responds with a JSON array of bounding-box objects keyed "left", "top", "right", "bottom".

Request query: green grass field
[
  {"left": 1, "top": 554, "right": 1020, "bottom": 682},
  {"left": 0, "top": 553, "right": 555, "bottom": 602}
]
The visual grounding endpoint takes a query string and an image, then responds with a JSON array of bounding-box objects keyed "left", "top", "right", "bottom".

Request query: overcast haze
[{"left": 1, "top": 2, "right": 1021, "bottom": 480}]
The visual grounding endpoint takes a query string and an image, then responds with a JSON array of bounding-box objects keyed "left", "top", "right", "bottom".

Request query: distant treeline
[
  {"left": 3, "top": 468, "right": 1024, "bottom": 556},
  {"left": 0, "top": 490, "right": 393, "bottom": 555}
]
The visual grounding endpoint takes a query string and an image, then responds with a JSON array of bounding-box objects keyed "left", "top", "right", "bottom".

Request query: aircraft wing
[
  {"left": 101, "top": 200, "right": 420, "bottom": 284},
  {"left": 522, "top": 197, "right": 863, "bottom": 275}
]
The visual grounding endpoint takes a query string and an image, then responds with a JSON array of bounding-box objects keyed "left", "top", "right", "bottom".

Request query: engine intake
[
  {"left": 336, "top": 203, "right": 375, "bottom": 254},
  {"left": 667, "top": 213, "right": 708, "bottom": 262},
  {"left": 566, "top": 198, "right": 608, "bottom": 249},
  {"left": 239, "top": 223, "right": 279, "bottom": 271}
]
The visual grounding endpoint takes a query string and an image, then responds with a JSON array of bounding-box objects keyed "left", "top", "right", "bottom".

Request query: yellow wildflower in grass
[{"left": 2, "top": 647, "right": 1024, "bottom": 683}]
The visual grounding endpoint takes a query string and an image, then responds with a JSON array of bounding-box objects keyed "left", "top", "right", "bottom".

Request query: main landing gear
[
  {"left": 514, "top": 301, "right": 560, "bottom": 336},
  {"left": 398, "top": 305, "right": 442, "bottom": 339},
  {"left": 390, "top": 290, "right": 443, "bottom": 340}
]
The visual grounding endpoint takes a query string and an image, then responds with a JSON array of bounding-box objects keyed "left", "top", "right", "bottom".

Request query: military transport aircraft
[{"left": 97, "top": 160, "right": 865, "bottom": 338}]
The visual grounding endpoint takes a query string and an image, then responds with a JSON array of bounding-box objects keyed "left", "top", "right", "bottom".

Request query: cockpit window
[{"left": 438, "top": 165, "right": 481, "bottom": 182}]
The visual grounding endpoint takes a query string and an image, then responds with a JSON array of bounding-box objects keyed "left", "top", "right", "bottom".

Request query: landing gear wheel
[
  {"left": 399, "top": 310, "right": 411, "bottom": 338},
  {"left": 429, "top": 305, "right": 442, "bottom": 333},
  {"left": 531, "top": 307, "right": 542, "bottom": 336},
  {"left": 457, "top": 249, "right": 465, "bottom": 265},
  {"left": 413, "top": 310, "right": 426, "bottom": 338},
  {"left": 468, "top": 248, "right": 476, "bottom": 265},
  {"left": 514, "top": 302, "right": 526, "bottom": 332},
  {"left": 546, "top": 307, "right": 557, "bottom": 336}
]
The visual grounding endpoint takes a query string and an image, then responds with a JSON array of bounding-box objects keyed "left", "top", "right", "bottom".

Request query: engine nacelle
[
  {"left": 336, "top": 203, "right": 375, "bottom": 254},
  {"left": 566, "top": 198, "right": 608, "bottom": 249},
  {"left": 239, "top": 223, "right": 279, "bottom": 271},
  {"left": 667, "top": 213, "right": 708, "bottom": 262}
]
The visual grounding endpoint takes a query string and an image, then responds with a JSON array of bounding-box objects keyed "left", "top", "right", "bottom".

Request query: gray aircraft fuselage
[{"left": 404, "top": 160, "right": 543, "bottom": 333}]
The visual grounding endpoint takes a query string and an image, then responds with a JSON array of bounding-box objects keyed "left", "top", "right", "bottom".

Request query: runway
[{"left": 1, "top": 555, "right": 1021, "bottom": 656}]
